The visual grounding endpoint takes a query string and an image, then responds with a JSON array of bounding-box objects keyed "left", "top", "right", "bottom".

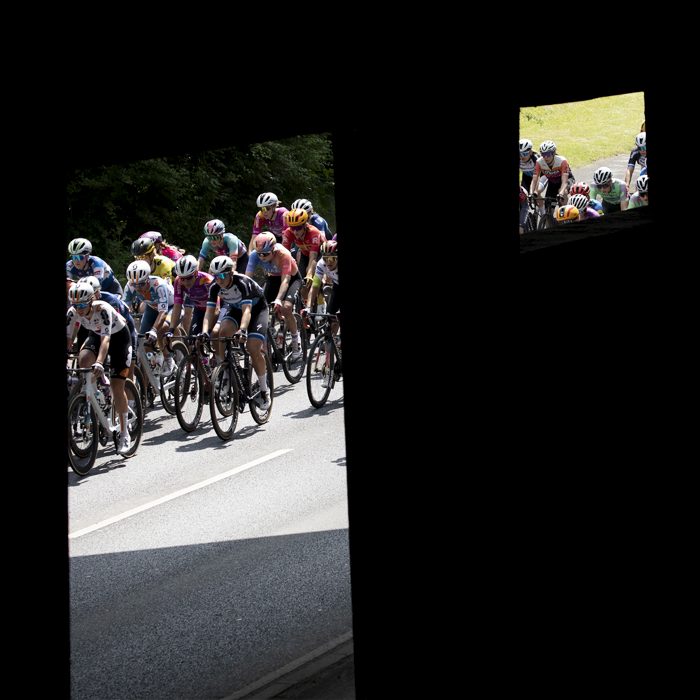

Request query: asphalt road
[{"left": 68, "top": 362, "right": 352, "bottom": 700}]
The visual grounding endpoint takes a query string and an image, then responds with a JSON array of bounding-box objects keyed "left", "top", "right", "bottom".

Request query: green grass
[{"left": 520, "top": 92, "right": 645, "bottom": 170}]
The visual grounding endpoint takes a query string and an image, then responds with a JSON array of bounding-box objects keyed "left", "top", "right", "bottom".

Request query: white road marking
[{"left": 68, "top": 449, "right": 293, "bottom": 539}]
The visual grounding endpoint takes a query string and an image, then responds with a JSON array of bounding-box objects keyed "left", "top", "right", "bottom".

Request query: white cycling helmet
[
  {"left": 174, "top": 255, "right": 198, "bottom": 278},
  {"left": 126, "top": 260, "right": 151, "bottom": 285},
  {"left": 593, "top": 167, "right": 613, "bottom": 186},
  {"left": 256, "top": 192, "right": 278, "bottom": 208},
  {"left": 83, "top": 276, "right": 101, "bottom": 294},
  {"left": 540, "top": 140, "right": 557, "bottom": 154},
  {"left": 568, "top": 194, "right": 589, "bottom": 212},
  {"left": 68, "top": 238, "right": 92, "bottom": 256},
  {"left": 635, "top": 132, "right": 646, "bottom": 148},
  {"left": 290, "top": 198, "right": 314, "bottom": 213},
  {"left": 68, "top": 281, "right": 94, "bottom": 305},
  {"left": 519, "top": 139, "right": 533, "bottom": 153},
  {"left": 209, "top": 255, "right": 235, "bottom": 276},
  {"left": 636, "top": 174, "right": 648, "bottom": 193}
]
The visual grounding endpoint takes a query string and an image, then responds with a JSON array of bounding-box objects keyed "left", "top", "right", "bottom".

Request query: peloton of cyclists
[
  {"left": 67, "top": 238, "right": 123, "bottom": 298},
  {"left": 245, "top": 232, "right": 303, "bottom": 362},
  {"left": 200, "top": 255, "right": 271, "bottom": 410},
  {"left": 66, "top": 281, "right": 135, "bottom": 455}
]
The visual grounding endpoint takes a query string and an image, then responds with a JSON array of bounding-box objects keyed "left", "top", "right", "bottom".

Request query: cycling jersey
[
  {"left": 252, "top": 208, "right": 290, "bottom": 241},
  {"left": 152, "top": 255, "right": 175, "bottom": 283},
  {"left": 533, "top": 154, "right": 571, "bottom": 184},
  {"left": 518, "top": 151, "right": 541, "bottom": 178},
  {"left": 281, "top": 224, "right": 324, "bottom": 257},
  {"left": 588, "top": 199, "right": 604, "bottom": 213},
  {"left": 590, "top": 179, "right": 629, "bottom": 205},
  {"left": 246, "top": 245, "right": 298, "bottom": 278},
  {"left": 519, "top": 185, "right": 528, "bottom": 205},
  {"left": 66, "top": 255, "right": 116, "bottom": 290},
  {"left": 198, "top": 233, "right": 247, "bottom": 263},
  {"left": 309, "top": 213, "right": 333, "bottom": 239},
  {"left": 207, "top": 272, "right": 267, "bottom": 311},
  {"left": 66, "top": 299, "right": 127, "bottom": 337},
  {"left": 312, "top": 259, "right": 339, "bottom": 287},
  {"left": 580, "top": 208, "right": 601, "bottom": 220},
  {"left": 627, "top": 146, "right": 647, "bottom": 173},
  {"left": 123, "top": 275, "right": 174, "bottom": 312},
  {"left": 160, "top": 246, "right": 183, "bottom": 262},
  {"left": 173, "top": 271, "right": 214, "bottom": 311}
]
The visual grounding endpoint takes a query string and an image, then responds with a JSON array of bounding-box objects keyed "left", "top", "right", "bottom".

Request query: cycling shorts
[
  {"left": 262, "top": 271, "right": 303, "bottom": 309},
  {"left": 80, "top": 326, "right": 133, "bottom": 378},
  {"left": 221, "top": 302, "right": 269, "bottom": 344}
]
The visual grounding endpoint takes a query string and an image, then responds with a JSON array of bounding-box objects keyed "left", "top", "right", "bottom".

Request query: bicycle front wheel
[
  {"left": 209, "top": 363, "right": 239, "bottom": 441},
  {"left": 175, "top": 354, "right": 204, "bottom": 432},
  {"left": 249, "top": 350, "right": 274, "bottom": 425},
  {"left": 306, "top": 333, "right": 334, "bottom": 408},
  {"left": 67, "top": 393, "right": 98, "bottom": 476},
  {"left": 160, "top": 340, "right": 189, "bottom": 415},
  {"left": 282, "top": 312, "right": 307, "bottom": 384},
  {"left": 112, "top": 378, "right": 143, "bottom": 458}
]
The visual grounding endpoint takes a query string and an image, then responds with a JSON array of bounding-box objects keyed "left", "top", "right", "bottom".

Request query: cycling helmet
[
  {"left": 635, "top": 132, "right": 647, "bottom": 148},
  {"left": 139, "top": 231, "right": 163, "bottom": 242},
  {"left": 286, "top": 208, "right": 309, "bottom": 227},
  {"left": 290, "top": 198, "right": 314, "bottom": 213},
  {"left": 519, "top": 139, "right": 533, "bottom": 153},
  {"left": 321, "top": 240, "right": 338, "bottom": 257},
  {"left": 209, "top": 255, "right": 235, "bottom": 276},
  {"left": 68, "top": 238, "right": 92, "bottom": 256},
  {"left": 126, "top": 260, "right": 151, "bottom": 284},
  {"left": 556, "top": 205, "right": 580, "bottom": 222},
  {"left": 174, "top": 255, "right": 198, "bottom": 278},
  {"left": 68, "top": 281, "right": 94, "bottom": 305},
  {"left": 131, "top": 237, "right": 155, "bottom": 257},
  {"left": 256, "top": 192, "right": 278, "bottom": 208},
  {"left": 593, "top": 167, "right": 613, "bottom": 186},
  {"left": 569, "top": 182, "right": 591, "bottom": 199},
  {"left": 83, "top": 276, "right": 101, "bottom": 294},
  {"left": 540, "top": 140, "right": 557, "bottom": 154},
  {"left": 568, "top": 194, "right": 589, "bottom": 212},
  {"left": 254, "top": 232, "right": 277, "bottom": 253},
  {"left": 636, "top": 174, "right": 649, "bottom": 193},
  {"left": 204, "top": 219, "right": 226, "bottom": 237}
]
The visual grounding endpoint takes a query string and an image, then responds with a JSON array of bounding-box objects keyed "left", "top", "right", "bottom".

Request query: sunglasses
[
  {"left": 208, "top": 234, "right": 223, "bottom": 240},
  {"left": 215, "top": 272, "right": 230, "bottom": 279},
  {"left": 71, "top": 254, "right": 88, "bottom": 261},
  {"left": 541, "top": 152, "right": 555, "bottom": 158},
  {"left": 180, "top": 273, "right": 196, "bottom": 281},
  {"left": 73, "top": 302, "right": 90, "bottom": 309},
  {"left": 261, "top": 206, "right": 275, "bottom": 212},
  {"left": 519, "top": 151, "right": 531, "bottom": 157},
  {"left": 324, "top": 256, "right": 338, "bottom": 263},
  {"left": 134, "top": 254, "right": 152, "bottom": 261},
  {"left": 258, "top": 250, "right": 273, "bottom": 258},
  {"left": 133, "top": 279, "right": 149, "bottom": 287}
]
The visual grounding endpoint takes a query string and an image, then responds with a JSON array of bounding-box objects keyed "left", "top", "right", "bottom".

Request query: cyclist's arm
[
  {"left": 238, "top": 302, "right": 252, "bottom": 333},
  {"left": 529, "top": 161, "right": 542, "bottom": 196}
]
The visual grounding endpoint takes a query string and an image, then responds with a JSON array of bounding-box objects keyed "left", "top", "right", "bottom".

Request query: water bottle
[{"left": 95, "top": 376, "right": 112, "bottom": 411}]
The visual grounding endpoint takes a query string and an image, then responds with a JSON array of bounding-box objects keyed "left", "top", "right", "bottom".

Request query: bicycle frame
[
  {"left": 219, "top": 337, "right": 259, "bottom": 408},
  {"left": 308, "top": 314, "right": 342, "bottom": 380},
  {"left": 72, "top": 368, "right": 137, "bottom": 435}
]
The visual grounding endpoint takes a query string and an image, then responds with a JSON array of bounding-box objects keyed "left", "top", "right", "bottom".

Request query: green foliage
[{"left": 66, "top": 134, "right": 336, "bottom": 286}]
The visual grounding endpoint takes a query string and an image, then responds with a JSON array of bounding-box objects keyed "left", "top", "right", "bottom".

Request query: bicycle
[
  {"left": 528, "top": 194, "right": 564, "bottom": 231},
  {"left": 173, "top": 333, "right": 215, "bottom": 433},
  {"left": 305, "top": 312, "right": 343, "bottom": 408},
  {"left": 67, "top": 365, "right": 143, "bottom": 476},
  {"left": 209, "top": 335, "right": 275, "bottom": 440},
  {"left": 266, "top": 304, "right": 307, "bottom": 384}
]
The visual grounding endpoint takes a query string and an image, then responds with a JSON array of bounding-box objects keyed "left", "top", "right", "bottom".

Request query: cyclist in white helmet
[
  {"left": 529, "top": 140, "right": 575, "bottom": 216},
  {"left": 627, "top": 175, "right": 648, "bottom": 209},
  {"left": 590, "top": 167, "right": 629, "bottom": 214},
  {"left": 625, "top": 132, "right": 647, "bottom": 192},
  {"left": 249, "top": 192, "right": 290, "bottom": 254},
  {"left": 519, "top": 139, "right": 547, "bottom": 200}
]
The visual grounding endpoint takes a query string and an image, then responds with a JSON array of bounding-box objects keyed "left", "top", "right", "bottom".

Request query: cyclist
[
  {"left": 169, "top": 254, "right": 215, "bottom": 343},
  {"left": 569, "top": 182, "right": 604, "bottom": 215},
  {"left": 66, "top": 281, "right": 135, "bottom": 455},
  {"left": 281, "top": 208, "right": 325, "bottom": 306},
  {"left": 627, "top": 175, "right": 648, "bottom": 209},
  {"left": 555, "top": 205, "right": 581, "bottom": 225},
  {"left": 568, "top": 193, "right": 601, "bottom": 221},
  {"left": 625, "top": 132, "right": 647, "bottom": 192},
  {"left": 519, "top": 139, "right": 547, "bottom": 199},
  {"left": 131, "top": 237, "right": 176, "bottom": 285},
  {"left": 305, "top": 239, "right": 339, "bottom": 326},
  {"left": 529, "top": 140, "right": 575, "bottom": 215},
  {"left": 589, "top": 167, "right": 629, "bottom": 214},
  {"left": 201, "top": 255, "right": 271, "bottom": 410},
  {"left": 66, "top": 238, "right": 123, "bottom": 297},
  {"left": 290, "top": 198, "right": 333, "bottom": 240},
  {"left": 197, "top": 219, "right": 249, "bottom": 275},
  {"left": 122, "top": 260, "right": 176, "bottom": 377},
  {"left": 249, "top": 192, "right": 290, "bottom": 253},
  {"left": 138, "top": 231, "right": 185, "bottom": 262},
  {"left": 245, "top": 232, "right": 303, "bottom": 361},
  {"left": 519, "top": 184, "right": 529, "bottom": 234}
]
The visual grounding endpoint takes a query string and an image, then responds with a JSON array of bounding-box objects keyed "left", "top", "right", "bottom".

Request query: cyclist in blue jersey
[
  {"left": 625, "top": 132, "right": 647, "bottom": 192},
  {"left": 66, "top": 238, "right": 123, "bottom": 297},
  {"left": 197, "top": 219, "right": 249, "bottom": 275}
]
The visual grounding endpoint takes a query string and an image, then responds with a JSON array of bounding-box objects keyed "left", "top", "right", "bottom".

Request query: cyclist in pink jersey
[
  {"left": 169, "top": 255, "right": 216, "bottom": 339},
  {"left": 529, "top": 140, "right": 574, "bottom": 216},
  {"left": 248, "top": 192, "right": 290, "bottom": 253}
]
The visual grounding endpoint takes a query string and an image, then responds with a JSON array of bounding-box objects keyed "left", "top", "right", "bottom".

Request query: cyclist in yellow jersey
[{"left": 131, "top": 237, "right": 176, "bottom": 284}]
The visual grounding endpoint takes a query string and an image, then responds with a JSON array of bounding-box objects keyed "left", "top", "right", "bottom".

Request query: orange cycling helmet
[
  {"left": 556, "top": 205, "right": 580, "bottom": 222},
  {"left": 286, "top": 208, "right": 309, "bottom": 227}
]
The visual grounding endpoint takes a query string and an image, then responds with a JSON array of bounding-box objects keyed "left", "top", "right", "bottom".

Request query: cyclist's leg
[{"left": 247, "top": 304, "right": 269, "bottom": 383}]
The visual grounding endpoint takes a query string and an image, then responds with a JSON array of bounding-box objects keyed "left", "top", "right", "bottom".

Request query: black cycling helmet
[{"left": 131, "top": 237, "right": 155, "bottom": 257}]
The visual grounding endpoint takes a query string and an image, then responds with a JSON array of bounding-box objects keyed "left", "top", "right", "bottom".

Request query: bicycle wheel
[
  {"left": 175, "top": 354, "right": 204, "bottom": 432},
  {"left": 249, "top": 350, "right": 274, "bottom": 425},
  {"left": 282, "top": 312, "right": 307, "bottom": 384},
  {"left": 306, "top": 333, "right": 334, "bottom": 408},
  {"left": 209, "top": 362, "right": 239, "bottom": 440},
  {"left": 67, "top": 393, "right": 98, "bottom": 476},
  {"left": 132, "top": 363, "right": 147, "bottom": 413},
  {"left": 160, "top": 340, "right": 189, "bottom": 415},
  {"left": 111, "top": 379, "right": 143, "bottom": 458},
  {"left": 538, "top": 213, "right": 557, "bottom": 231}
]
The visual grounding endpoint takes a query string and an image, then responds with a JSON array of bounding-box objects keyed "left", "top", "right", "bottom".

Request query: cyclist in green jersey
[{"left": 590, "top": 167, "right": 629, "bottom": 214}]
